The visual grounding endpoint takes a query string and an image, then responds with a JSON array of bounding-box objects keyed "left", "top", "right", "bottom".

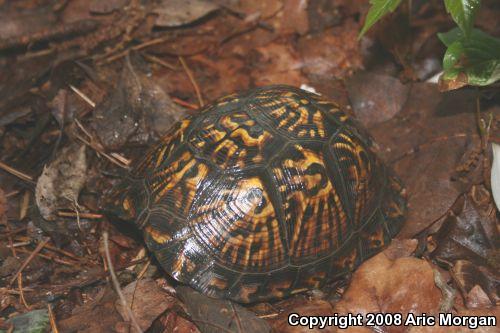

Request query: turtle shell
[{"left": 105, "top": 85, "right": 406, "bottom": 303}]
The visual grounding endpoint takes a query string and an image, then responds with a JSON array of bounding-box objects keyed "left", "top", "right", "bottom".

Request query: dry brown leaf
[
  {"left": 430, "top": 185, "right": 499, "bottom": 306},
  {"left": 250, "top": 43, "right": 306, "bottom": 87},
  {"left": 273, "top": 300, "right": 345, "bottom": 333},
  {"left": 147, "top": 309, "right": 200, "bottom": 333},
  {"left": 58, "top": 287, "right": 122, "bottom": 333},
  {"left": 35, "top": 144, "right": 87, "bottom": 221},
  {"left": 334, "top": 239, "right": 441, "bottom": 333},
  {"left": 298, "top": 18, "right": 362, "bottom": 80},
  {"left": 89, "top": 0, "right": 128, "bottom": 14},
  {"left": 220, "top": 0, "right": 283, "bottom": 19},
  {"left": 306, "top": 0, "right": 343, "bottom": 34},
  {"left": 368, "top": 83, "right": 488, "bottom": 238},
  {"left": 407, "top": 307, "right": 500, "bottom": 333},
  {"left": 277, "top": 0, "right": 309, "bottom": 35},
  {"left": 153, "top": 0, "right": 219, "bottom": 28},
  {"left": 177, "top": 286, "right": 272, "bottom": 333},
  {"left": 115, "top": 279, "right": 178, "bottom": 331},
  {"left": 93, "top": 55, "right": 184, "bottom": 149}
]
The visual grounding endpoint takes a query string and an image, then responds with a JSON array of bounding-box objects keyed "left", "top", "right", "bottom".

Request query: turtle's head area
[{"left": 101, "top": 177, "right": 149, "bottom": 229}]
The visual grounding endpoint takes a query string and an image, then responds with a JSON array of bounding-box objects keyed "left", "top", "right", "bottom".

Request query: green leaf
[
  {"left": 358, "top": 0, "right": 403, "bottom": 38},
  {"left": 438, "top": 28, "right": 500, "bottom": 89},
  {"left": 6, "top": 309, "right": 49, "bottom": 333},
  {"left": 444, "top": 0, "right": 481, "bottom": 37}
]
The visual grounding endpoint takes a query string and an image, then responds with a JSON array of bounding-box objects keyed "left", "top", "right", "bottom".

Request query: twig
[
  {"left": 9, "top": 238, "right": 50, "bottom": 286},
  {"left": 3, "top": 220, "right": 17, "bottom": 257},
  {"left": 5, "top": 190, "right": 20, "bottom": 198},
  {"left": 0, "top": 287, "right": 35, "bottom": 295},
  {"left": 18, "top": 274, "right": 30, "bottom": 310},
  {"left": 47, "top": 303, "right": 60, "bottom": 333},
  {"left": 6, "top": 241, "right": 31, "bottom": 248},
  {"left": 171, "top": 97, "right": 199, "bottom": 110},
  {"left": 0, "top": 227, "right": 27, "bottom": 239},
  {"left": 57, "top": 211, "right": 103, "bottom": 219},
  {"left": 15, "top": 247, "right": 81, "bottom": 267},
  {"left": 142, "top": 53, "right": 177, "bottom": 70},
  {"left": 69, "top": 85, "right": 96, "bottom": 108},
  {"left": 179, "top": 56, "right": 204, "bottom": 107},
  {"left": 257, "top": 313, "right": 279, "bottom": 319},
  {"left": 19, "top": 191, "right": 30, "bottom": 220},
  {"left": 0, "top": 161, "right": 34, "bottom": 182},
  {"left": 15, "top": 236, "right": 85, "bottom": 262},
  {"left": 74, "top": 129, "right": 129, "bottom": 169},
  {"left": 102, "top": 35, "right": 172, "bottom": 64},
  {"left": 103, "top": 231, "right": 143, "bottom": 333},
  {"left": 110, "top": 153, "right": 131, "bottom": 166},
  {"left": 136, "top": 258, "right": 151, "bottom": 280}
]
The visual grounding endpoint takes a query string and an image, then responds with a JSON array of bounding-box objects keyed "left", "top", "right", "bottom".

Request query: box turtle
[{"left": 105, "top": 85, "right": 406, "bottom": 303}]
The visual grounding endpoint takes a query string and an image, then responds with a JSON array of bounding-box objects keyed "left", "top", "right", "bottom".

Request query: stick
[
  {"left": 47, "top": 303, "right": 60, "bottom": 333},
  {"left": 0, "top": 161, "right": 34, "bottom": 182},
  {"left": 69, "top": 85, "right": 96, "bottom": 108},
  {"left": 103, "top": 232, "right": 143, "bottom": 333},
  {"left": 9, "top": 238, "right": 50, "bottom": 286},
  {"left": 57, "top": 211, "right": 103, "bottom": 219},
  {"left": 179, "top": 56, "right": 204, "bottom": 107},
  {"left": 18, "top": 274, "right": 30, "bottom": 310},
  {"left": 171, "top": 97, "right": 199, "bottom": 110}
]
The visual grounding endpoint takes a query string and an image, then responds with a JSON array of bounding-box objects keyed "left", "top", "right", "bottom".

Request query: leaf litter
[{"left": 0, "top": 1, "right": 498, "bottom": 332}]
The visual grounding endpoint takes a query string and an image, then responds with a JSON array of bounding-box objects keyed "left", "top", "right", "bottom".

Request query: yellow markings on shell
[
  {"left": 312, "top": 111, "right": 325, "bottom": 137},
  {"left": 122, "top": 197, "right": 131, "bottom": 211},
  {"left": 230, "top": 127, "right": 271, "bottom": 149},
  {"left": 152, "top": 151, "right": 196, "bottom": 201},
  {"left": 192, "top": 126, "right": 226, "bottom": 148},
  {"left": 213, "top": 139, "right": 239, "bottom": 159},
  {"left": 180, "top": 163, "right": 209, "bottom": 215},
  {"left": 172, "top": 255, "right": 186, "bottom": 276},
  {"left": 237, "top": 284, "right": 259, "bottom": 303},
  {"left": 144, "top": 225, "right": 171, "bottom": 244},
  {"left": 282, "top": 145, "right": 345, "bottom": 258},
  {"left": 289, "top": 107, "right": 308, "bottom": 132},
  {"left": 209, "top": 276, "right": 228, "bottom": 290},
  {"left": 154, "top": 145, "right": 170, "bottom": 168},
  {"left": 212, "top": 177, "right": 284, "bottom": 269}
]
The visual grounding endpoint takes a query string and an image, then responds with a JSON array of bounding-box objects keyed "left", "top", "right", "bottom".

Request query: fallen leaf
[
  {"left": 220, "top": 0, "right": 283, "bottom": 19},
  {"left": 6, "top": 309, "right": 49, "bottom": 333},
  {"left": 35, "top": 144, "right": 87, "bottom": 221},
  {"left": 306, "top": 0, "right": 343, "bottom": 34},
  {"left": 430, "top": 185, "right": 499, "bottom": 307},
  {"left": 176, "top": 286, "right": 272, "bottom": 333},
  {"left": 368, "top": 83, "right": 491, "bottom": 238},
  {"left": 298, "top": 18, "right": 362, "bottom": 79},
  {"left": 115, "top": 279, "right": 178, "bottom": 331},
  {"left": 250, "top": 43, "right": 306, "bottom": 87},
  {"left": 146, "top": 309, "right": 200, "bottom": 333},
  {"left": 89, "top": 0, "right": 128, "bottom": 14},
  {"left": 153, "top": 0, "right": 219, "bottom": 28},
  {"left": 278, "top": 0, "right": 309, "bottom": 35},
  {"left": 465, "top": 284, "right": 492, "bottom": 309},
  {"left": 93, "top": 55, "right": 185, "bottom": 149},
  {"left": 407, "top": 307, "right": 500, "bottom": 333},
  {"left": 272, "top": 300, "right": 343, "bottom": 333},
  {"left": 58, "top": 287, "right": 122, "bottom": 333},
  {"left": 334, "top": 239, "right": 441, "bottom": 333}
]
